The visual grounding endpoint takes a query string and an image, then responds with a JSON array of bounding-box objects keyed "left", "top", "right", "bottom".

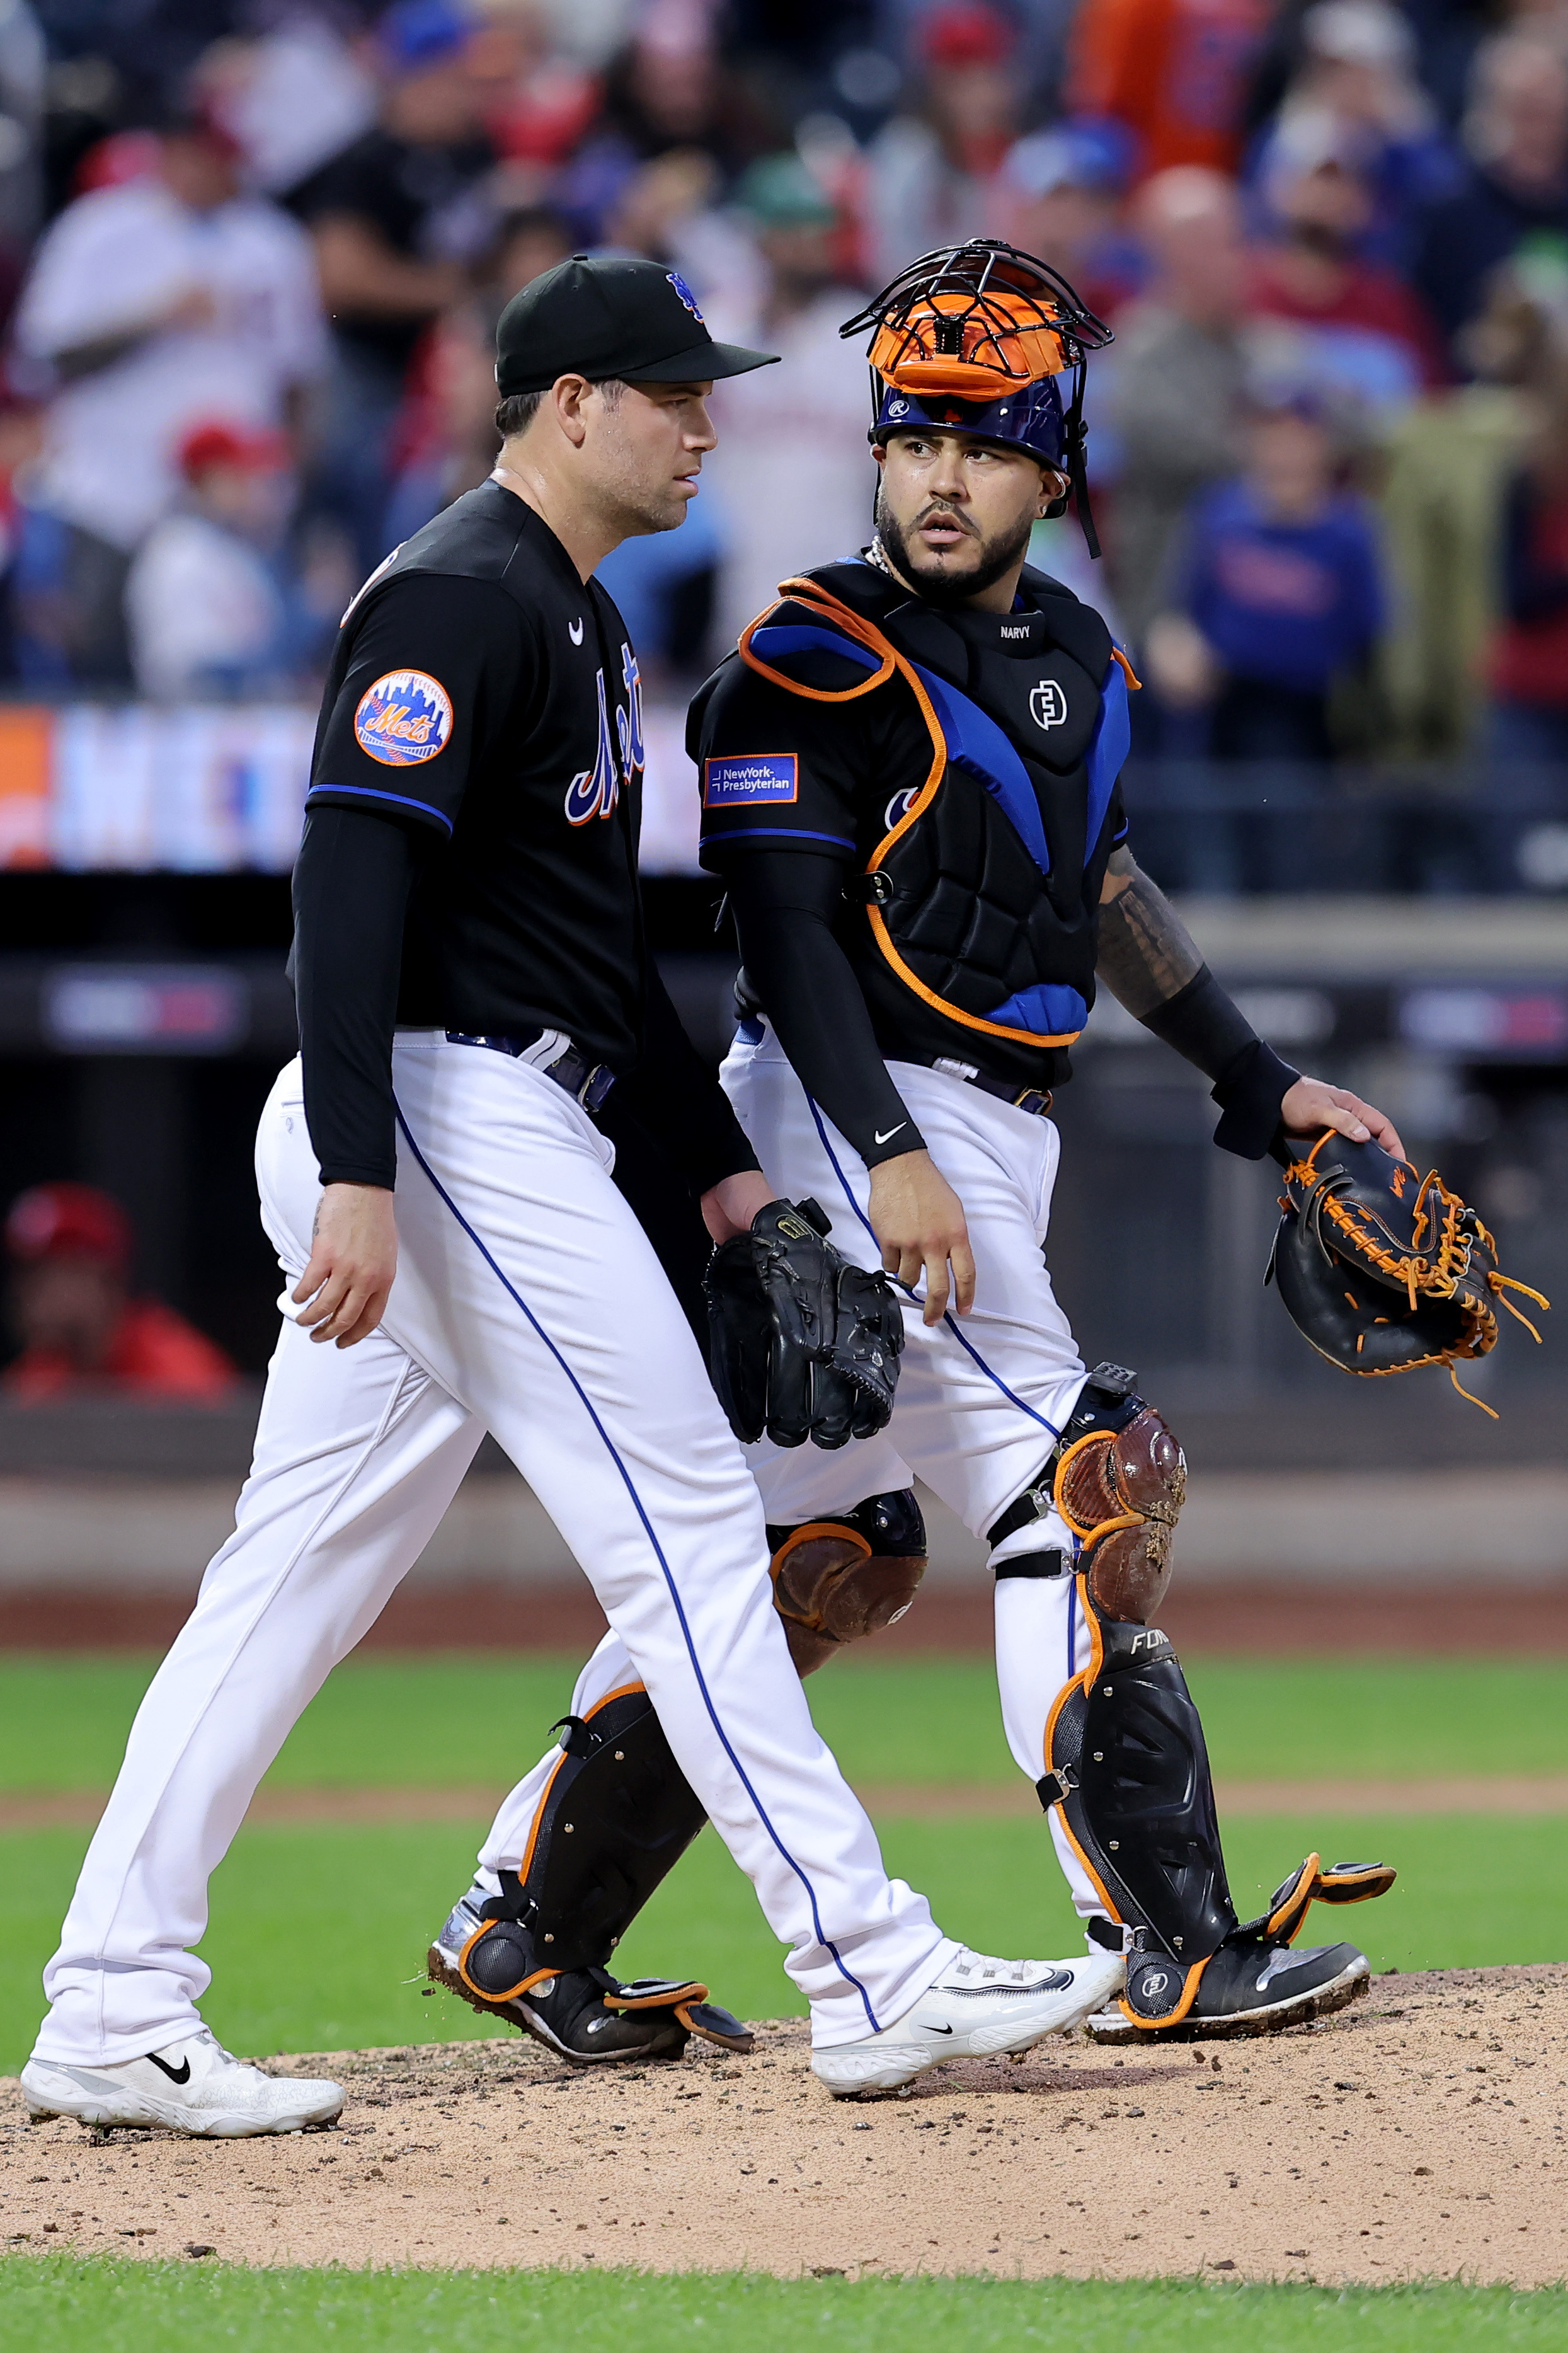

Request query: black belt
[
  {"left": 735, "top": 1016, "right": 1051, "bottom": 1120},
  {"left": 925, "top": 1057, "right": 1053, "bottom": 1119},
  {"left": 445, "top": 1029, "right": 616, "bottom": 1113}
]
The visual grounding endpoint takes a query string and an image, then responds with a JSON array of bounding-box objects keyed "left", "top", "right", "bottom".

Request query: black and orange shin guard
[
  {"left": 1039, "top": 1578, "right": 1394, "bottom": 2030},
  {"left": 457, "top": 1687, "right": 707, "bottom": 2003}
]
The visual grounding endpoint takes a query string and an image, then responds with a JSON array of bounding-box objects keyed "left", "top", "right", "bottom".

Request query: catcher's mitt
[
  {"left": 1267, "top": 1129, "right": 1547, "bottom": 1412},
  {"left": 704, "top": 1198, "right": 904, "bottom": 1450}
]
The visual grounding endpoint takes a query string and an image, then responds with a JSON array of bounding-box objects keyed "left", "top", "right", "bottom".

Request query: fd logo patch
[
  {"left": 353, "top": 669, "right": 454, "bottom": 766},
  {"left": 1029, "top": 678, "right": 1068, "bottom": 730},
  {"left": 667, "top": 270, "right": 704, "bottom": 321}
]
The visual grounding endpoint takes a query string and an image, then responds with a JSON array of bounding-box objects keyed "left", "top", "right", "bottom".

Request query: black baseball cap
[{"left": 496, "top": 255, "right": 778, "bottom": 396}]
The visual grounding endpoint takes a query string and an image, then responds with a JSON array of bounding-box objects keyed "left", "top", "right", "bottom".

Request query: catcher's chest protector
[{"left": 741, "top": 568, "right": 1130, "bottom": 1052}]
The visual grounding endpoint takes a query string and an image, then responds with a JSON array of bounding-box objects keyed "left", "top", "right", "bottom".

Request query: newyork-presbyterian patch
[
  {"left": 353, "top": 669, "right": 454, "bottom": 766},
  {"left": 702, "top": 754, "right": 798, "bottom": 807}
]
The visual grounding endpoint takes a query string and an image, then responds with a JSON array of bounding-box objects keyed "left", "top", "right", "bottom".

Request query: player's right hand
[
  {"left": 292, "top": 1183, "right": 399, "bottom": 1347},
  {"left": 867, "top": 1149, "right": 975, "bottom": 1326}
]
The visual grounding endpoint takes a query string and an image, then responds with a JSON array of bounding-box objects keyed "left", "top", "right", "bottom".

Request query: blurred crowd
[
  {"left": 3, "top": 1182, "right": 237, "bottom": 1401},
  {"left": 0, "top": 0, "right": 1564, "bottom": 773}
]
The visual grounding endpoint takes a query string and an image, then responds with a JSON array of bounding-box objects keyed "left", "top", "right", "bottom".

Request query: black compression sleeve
[
  {"left": 613, "top": 965, "right": 762, "bottom": 1196},
  {"left": 1138, "top": 965, "right": 1300, "bottom": 1161},
  {"left": 292, "top": 805, "right": 419, "bottom": 1188},
  {"left": 726, "top": 851, "right": 925, "bottom": 1167}
]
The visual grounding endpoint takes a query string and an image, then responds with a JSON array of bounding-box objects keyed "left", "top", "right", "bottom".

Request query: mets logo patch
[
  {"left": 353, "top": 669, "right": 454, "bottom": 766},
  {"left": 703, "top": 754, "right": 798, "bottom": 808},
  {"left": 667, "top": 270, "right": 704, "bottom": 321}
]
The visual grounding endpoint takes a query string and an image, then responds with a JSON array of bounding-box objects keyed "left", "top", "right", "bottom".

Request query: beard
[{"left": 873, "top": 483, "right": 1038, "bottom": 608}]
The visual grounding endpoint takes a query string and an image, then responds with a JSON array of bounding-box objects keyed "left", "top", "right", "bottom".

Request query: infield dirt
[{"left": 3, "top": 1965, "right": 1564, "bottom": 2284}]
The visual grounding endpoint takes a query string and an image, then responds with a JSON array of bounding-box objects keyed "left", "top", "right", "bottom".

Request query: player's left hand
[
  {"left": 701, "top": 1168, "right": 778, "bottom": 1244},
  {"left": 1281, "top": 1077, "right": 1405, "bottom": 1165}
]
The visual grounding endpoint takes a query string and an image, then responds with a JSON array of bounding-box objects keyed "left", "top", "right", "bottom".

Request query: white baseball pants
[
  {"left": 33, "top": 1035, "right": 953, "bottom": 2067},
  {"left": 725, "top": 1027, "right": 1103, "bottom": 1923},
  {"left": 480, "top": 1028, "right": 1106, "bottom": 1930}
]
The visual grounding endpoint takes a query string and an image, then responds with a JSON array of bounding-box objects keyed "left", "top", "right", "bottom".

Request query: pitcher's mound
[{"left": 4, "top": 1965, "right": 1565, "bottom": 2283}]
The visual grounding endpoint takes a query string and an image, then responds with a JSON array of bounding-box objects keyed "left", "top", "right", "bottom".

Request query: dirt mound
[{"left": 3, "top": 1966, "right": 1565, "bottom": 2284}]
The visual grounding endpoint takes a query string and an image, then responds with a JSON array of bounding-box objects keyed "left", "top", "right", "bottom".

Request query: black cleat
[
  {"left": 427, "top": 1894, "right": 752, "bottom": 2064},
  {"left": 1087, "top": 1938, "right": 1371, "bottom": 2042}
]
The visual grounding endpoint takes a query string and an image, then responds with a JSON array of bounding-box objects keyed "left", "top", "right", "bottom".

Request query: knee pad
[
  {"left": 767, "top": 1488, "right": 927, "bottom": 1677},
  {"left": 990, "top": 1363, "right": 1185, "bottom": 1623},
  {"left": 457, "top": 1687, "right": 706, "bottom": 1999}
]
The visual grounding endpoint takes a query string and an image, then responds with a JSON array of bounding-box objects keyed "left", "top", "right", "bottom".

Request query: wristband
[
  {"left": 1135, "top": 967, "right": 1300, "bottom": 1161},
  {"left": 1211, "top": 1038, "right": 1300, "bottom": 1162}
]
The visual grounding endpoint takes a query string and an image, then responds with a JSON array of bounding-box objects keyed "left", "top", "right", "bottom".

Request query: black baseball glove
[
  {"left": 704, "top": 1198, "right": 904, "bottom": 1450},
  {"left": 1267, "top": 1129, "right": 1547, "bottom": 1407}
]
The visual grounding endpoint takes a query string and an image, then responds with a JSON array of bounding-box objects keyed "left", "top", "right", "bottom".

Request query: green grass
[
  {"left": 3, "top": 1807, "right": 1563, "bottom": 2077},
  {"left": 1, "top": 2261, "right": 1565, "bottom": 2353},
  {"left": 1, "top": 1654, "right": 1565, "bottom": 1794},
  {"left": 1, "top": 1654, "right": 1564, "bottom": 2073}
]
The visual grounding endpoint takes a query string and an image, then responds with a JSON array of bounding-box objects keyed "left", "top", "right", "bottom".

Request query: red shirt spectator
[
  {"left": 3, "top": 1183, "right": 239, "bottom": 1405},
  {"left": 1248, "top": 237, "right": 1448, "bottom": 391}
]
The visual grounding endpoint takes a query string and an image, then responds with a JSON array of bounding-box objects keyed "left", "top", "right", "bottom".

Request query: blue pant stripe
[
  {"left": 392, "top": 1098, "right": 881, "bottom": 2033},
  {"left": 803, "top": 1093, "right": 1065, "bottom": 1445}
]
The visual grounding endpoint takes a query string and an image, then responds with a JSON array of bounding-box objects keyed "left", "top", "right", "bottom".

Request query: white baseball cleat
[
  {"left": 810, "top": 1946, "right": 1126, "bottom": 2097},
  {"left": 20, "top": 2027, "right": 343, "bottom": 2137}
]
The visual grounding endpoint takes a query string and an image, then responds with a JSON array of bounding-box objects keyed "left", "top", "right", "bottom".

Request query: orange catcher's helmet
[{"left": 840, "top": 238, "right": 1113, "bottom": 553}]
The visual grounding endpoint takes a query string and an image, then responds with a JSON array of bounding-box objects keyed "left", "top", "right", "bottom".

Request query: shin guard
[
  {"left": 457, "top": 1686, "right": 707, "bottom": 1997},
  {"left": 1041, "top": 1588, "right": 1235, "bottom": 2019},
  {"left": 1040, "top": 1579, "right": 1395, "bottom": 2030}
]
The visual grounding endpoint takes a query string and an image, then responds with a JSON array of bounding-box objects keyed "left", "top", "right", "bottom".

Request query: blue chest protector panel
[{"left": 747, "top": 610, "right": 1129, "bottom": 1046}]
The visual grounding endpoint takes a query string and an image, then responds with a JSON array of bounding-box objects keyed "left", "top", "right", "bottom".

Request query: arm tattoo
[{"left": 1095, "top": 850, "right": 1205, "bottom": 1018}]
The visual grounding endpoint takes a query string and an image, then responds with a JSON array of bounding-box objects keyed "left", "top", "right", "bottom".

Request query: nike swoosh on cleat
[
  {"left": 873, "top": 1124, "right": 907, "bottom": 1144},
  {"left": 146, "top": 2053, "right": 192, "bottom": 2085},
  {"left": 921, "top": 2023, "right": 956, "bottom": 2035}
]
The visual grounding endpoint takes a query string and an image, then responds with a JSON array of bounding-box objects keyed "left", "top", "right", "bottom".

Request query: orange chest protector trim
[{"left": 737, "top": 578, "right": 1096, "bottom": 1052}]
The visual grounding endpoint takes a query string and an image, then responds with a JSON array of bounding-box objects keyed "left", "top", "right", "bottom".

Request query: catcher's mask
[{"left": 839, "top": 238, "right": 1113, "bottom": 556}]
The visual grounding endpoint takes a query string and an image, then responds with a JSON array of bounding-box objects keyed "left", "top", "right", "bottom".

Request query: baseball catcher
[{"left": 427, "top": 236, "right": 1502, "bottom": 2057}]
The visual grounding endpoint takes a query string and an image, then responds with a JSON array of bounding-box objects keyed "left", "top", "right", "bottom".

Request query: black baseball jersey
[
  {"left": 293, "top": 478, "right": 756, "bottom": 1193},
  {"left": 689, "top": 556, "right": 1130, "bottom": 1119},
  {"left": 306, "top": 480, "right": 650, "bottom": 1055}
]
